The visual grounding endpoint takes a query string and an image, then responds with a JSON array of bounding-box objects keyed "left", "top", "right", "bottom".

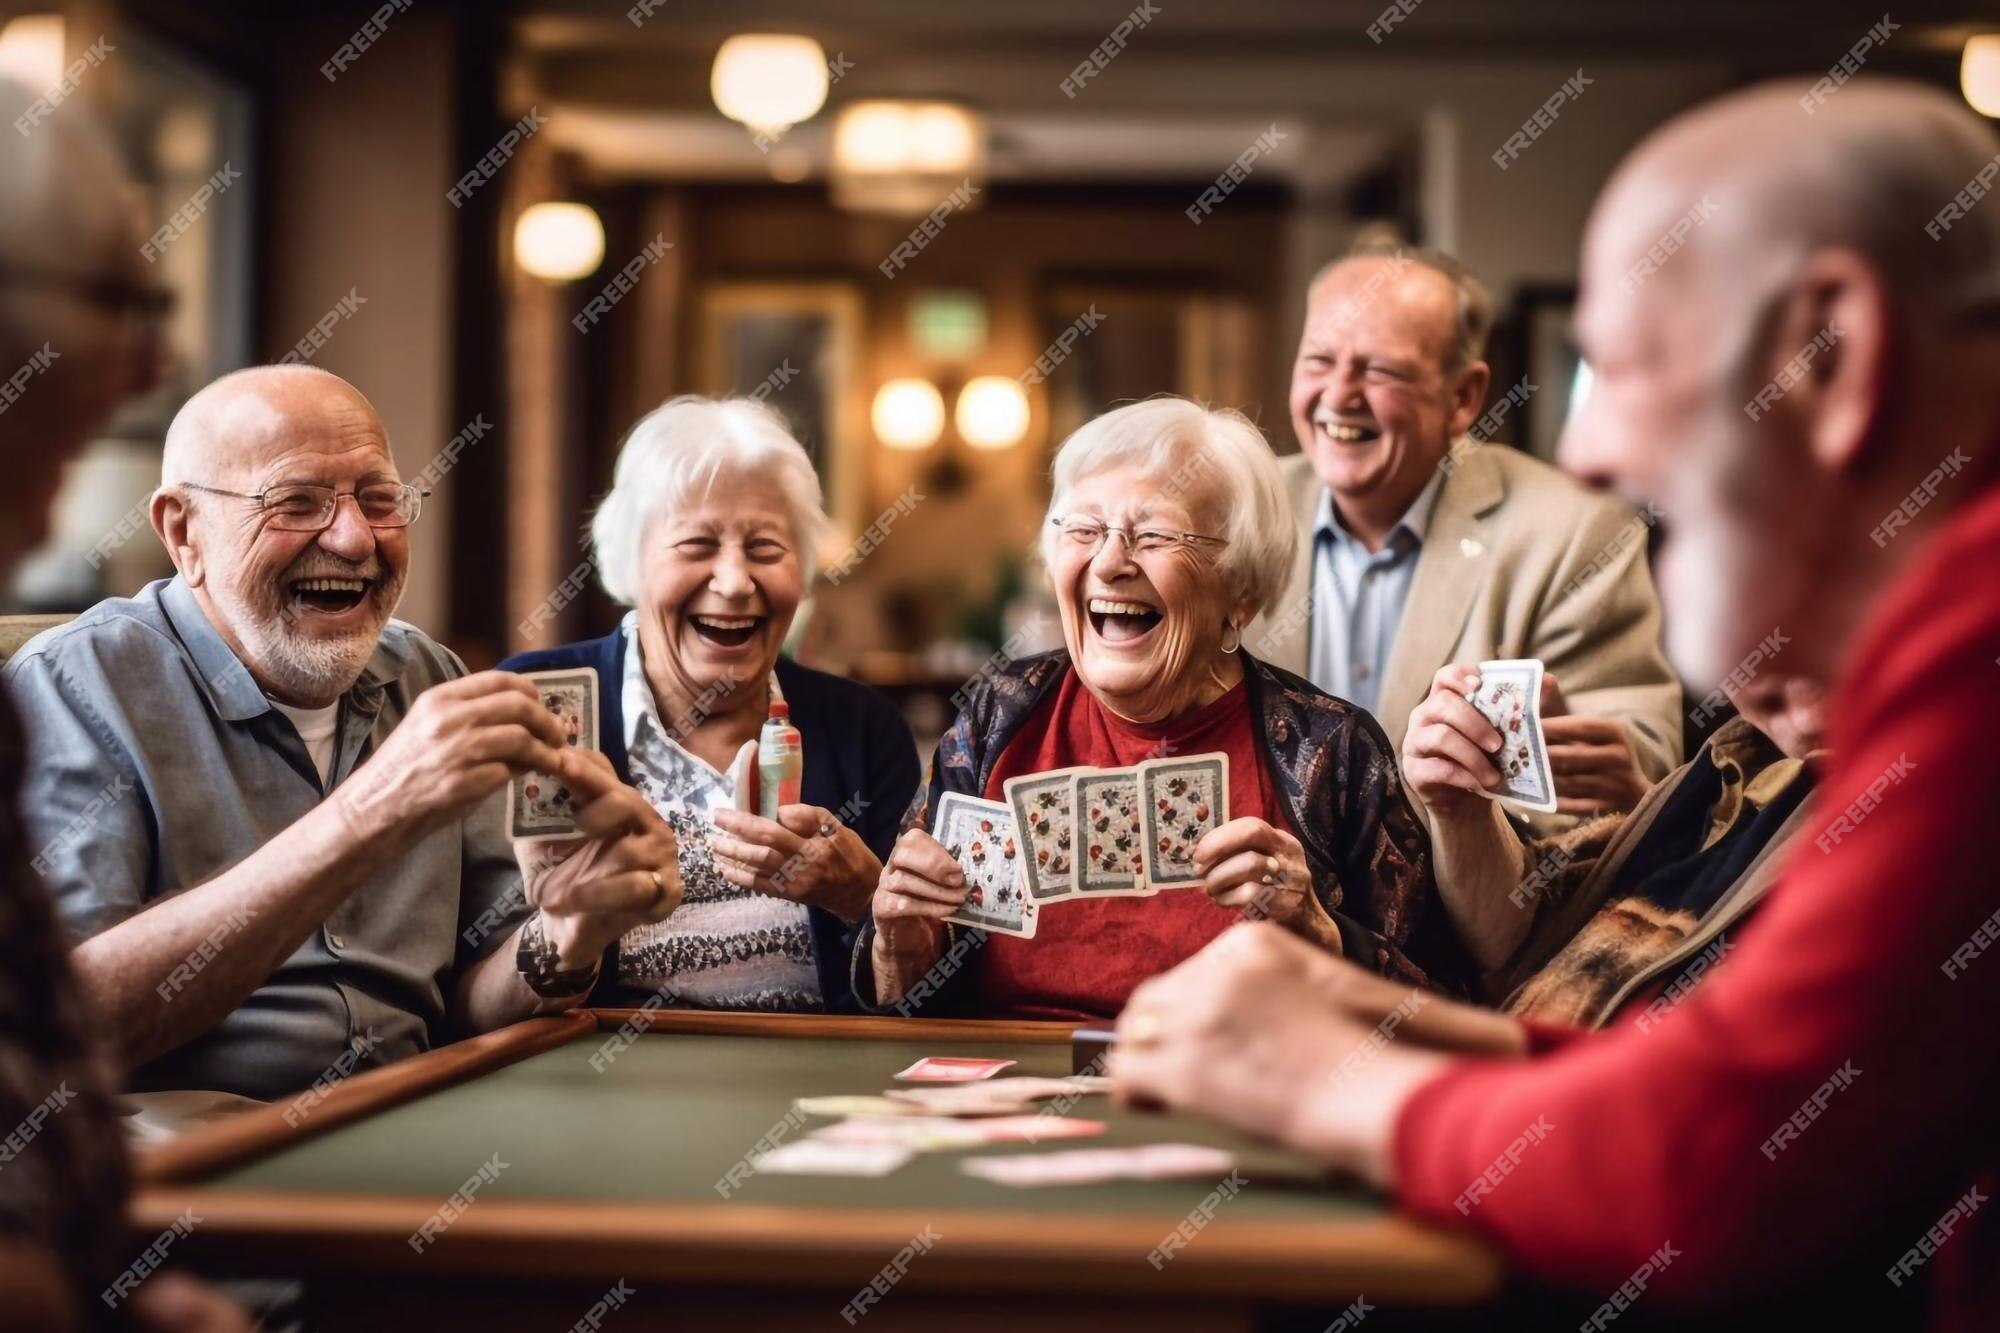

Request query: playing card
[
  {"left": 933, "top": 793, "right": 1035, "bottom": 937},
  {"left": 1469, "top": 659, "right": 1557, "bottom": 813},
  {"left": 961, "top": 1115, "right": 1107, "bottom": 1146},
  {"left": 960, "top": 1143, "right": 1237, "bottom": 1188},
  {"left": 793, "top": 1095, "right": 925, "bottom": 1119},
  {"left": 879, "top": 1088, "right": 1044, "bottom": 1118},
  {"left": 1004, "top": 767, "right": 1089, "bottom": 902},
  {"left": 808, "top": 1113, "right": 1107, "bottom": 1151},
  {"left": 807, "top": 1116, "right": 998, "bottom": 1151},
  {"left": 508, "top": 668, "right": 601, "bottom": 841},
  {"left": 893, "top": 1056, "right": 1017, "bottom": 1083},
  {"left": 1137, "top": 754, "right": 1229, "bottom": 889},
  {"left": 884, "top": 1076, "right": 1100, "bottom": 1114},
  {"left": 1071, "top": 769, "right": 1150, "bottom": 896},
  {"left": 751, "top": 1139, "right": 913, "bottom": 1177}
]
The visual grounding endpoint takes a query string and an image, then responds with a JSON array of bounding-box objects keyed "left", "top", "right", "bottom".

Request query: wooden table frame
[{"left": 132, "top": 1011, "right": 1500, "bottom": 1312}]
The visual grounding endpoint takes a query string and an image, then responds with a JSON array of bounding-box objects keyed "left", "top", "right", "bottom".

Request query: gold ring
[{"left": 1123, "top": 1012, "right": 1163, "bottom": 1047}]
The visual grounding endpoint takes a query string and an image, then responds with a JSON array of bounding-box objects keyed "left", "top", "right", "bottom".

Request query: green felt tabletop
[{"left": 215, "top": 1031, "right": 1386, "bottom": 1224}]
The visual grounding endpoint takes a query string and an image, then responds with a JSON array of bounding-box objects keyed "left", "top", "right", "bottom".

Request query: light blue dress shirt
[{"left": 1307, "top": 471, "right": 1445, "bottom": 717}]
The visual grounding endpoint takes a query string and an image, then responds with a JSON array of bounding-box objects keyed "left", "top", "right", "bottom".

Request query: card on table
[
  {"left": 1003, "top": 767, "right": 1090, "bottom": 902},
  {"left": 1469, "top": 659, "right": 1557, "bottom": 813},
  {"left": 960, "top": 1143, "right": 1237, "bottom": 1188},
  {"left": 892, "top": 1056, "right": 1017, "bottom": 1083},
  {"left": 1137, "top": 754, "right": 1229, "bottom": 889},
  {"left": 932, "top": 792, "right": 1036, "bottom": 937},
  {"left": 809, "top": 1114, "right": 1107, "bottom": 1151},
  {"left": 1071, "top": 769, "right": 1150, "bottom": 896},
  {"left": 794, "top": 1095, "right": 924, "bottom": 1119},
  {"left": 884, "top": 1076, "right": 1100, "bottom": 1115},
  {"left": 508, "top": 668, "right": 601, "bottom": 841},
  {"left": 751, "top": 1139, "right": 913, "bottom": 1177}
]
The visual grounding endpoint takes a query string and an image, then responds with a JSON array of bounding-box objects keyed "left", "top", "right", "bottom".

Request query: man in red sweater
[{"left": 1112, "top": 77, "right": 2000, "bottom": 1328}]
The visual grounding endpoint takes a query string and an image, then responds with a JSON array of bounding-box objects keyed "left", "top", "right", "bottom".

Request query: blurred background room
[{"left": 5, "top": 0, "right": 1997, "bottom": 757}]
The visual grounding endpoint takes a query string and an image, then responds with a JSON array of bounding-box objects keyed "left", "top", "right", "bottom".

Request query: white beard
[{"left": 209, "top": 569, "right": 396, "bottom": 705}]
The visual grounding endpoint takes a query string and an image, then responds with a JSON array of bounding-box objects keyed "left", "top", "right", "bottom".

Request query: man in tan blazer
[{"left": 1247, "top": 243, "right": 1681, "bottom": 828}]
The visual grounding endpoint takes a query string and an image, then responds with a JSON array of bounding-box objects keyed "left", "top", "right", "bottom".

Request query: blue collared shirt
[
  {"left": 1307, "top": 471, "right": 1444, "bottom": 716},
  {"left": 5, "top": 577, "right": 527, "bottom": 1101}
]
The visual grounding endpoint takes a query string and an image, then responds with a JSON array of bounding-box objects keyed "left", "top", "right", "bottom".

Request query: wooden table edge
[
  {"left": 126, "top": 1188, "right": 1502, "bottom": 1305},
  {"left": 136, "top": 1011, "right": 596, "bottom": 1185},
  {"left": 584, "top": 1009, "right": 1083, "bottom": 1042}
]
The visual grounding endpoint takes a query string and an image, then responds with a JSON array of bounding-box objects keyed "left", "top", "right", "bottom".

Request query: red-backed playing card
[{"left": 892, "top": 1056, "right": 1018, "bottom": 1083}]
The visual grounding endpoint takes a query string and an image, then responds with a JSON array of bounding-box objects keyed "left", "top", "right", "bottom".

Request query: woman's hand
[
  {"left": 1192, "top": 816, "right": 1340, "bottom": 952},
  {"left": 710, "top": 804, "right": 883, "bottom": 925},
  {"left": 867, "top": 828, "right": 965, "bottom": 1003}
]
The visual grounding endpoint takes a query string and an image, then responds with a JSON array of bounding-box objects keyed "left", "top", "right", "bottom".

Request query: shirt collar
[
  {"left": 1315, "top": 467, "right": 1446, "bottom": 553},
  {"left": 160, "top": 574, "right": 416, "bottom": 724},
  {"left": 620, "top": 609, "right": 662, "bottom": 754}
]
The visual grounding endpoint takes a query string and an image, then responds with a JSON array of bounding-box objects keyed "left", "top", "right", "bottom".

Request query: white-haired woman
[
  {"left": 503, "top": 395, "right": 920, "bottom": 1012},
  {"left": 854, "top": 397, "right": 1470, "bottom": 1020}
]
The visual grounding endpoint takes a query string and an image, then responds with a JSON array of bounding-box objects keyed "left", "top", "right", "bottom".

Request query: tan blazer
[{"left": 1247, "top": 443, "right": 1683, "bottom": 830}]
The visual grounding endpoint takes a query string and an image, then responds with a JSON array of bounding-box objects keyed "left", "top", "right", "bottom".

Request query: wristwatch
[{"left": 516, "top": 912, "right": 602, "bottom": 998}]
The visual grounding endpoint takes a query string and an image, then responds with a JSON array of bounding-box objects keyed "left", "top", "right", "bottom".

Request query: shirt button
[
  {"left": 328, "top": 932, "right": 346, "bottom": 951},
  {"left": 1354, "top": 664, "right": 1372, "bottom": 681}
]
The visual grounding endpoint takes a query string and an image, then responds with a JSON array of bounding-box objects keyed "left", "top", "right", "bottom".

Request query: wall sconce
[
  {"left": 955, "top": 376, "right": 1029, "bottom": 450},
  {"left": 1964, "top": 35, "right": 2000, "bottom": 118},
  {"left": 872, "top": 378, "right": 945, "bottom": 450},
  {"left": 831, "top": 100, "right": 986, "bottom": 215},
  {"left": 711, "top": 34, "right": 829, "bottom": 136},
  {"left": 514, "top": 203, "right": 605, "bottom": 282}
]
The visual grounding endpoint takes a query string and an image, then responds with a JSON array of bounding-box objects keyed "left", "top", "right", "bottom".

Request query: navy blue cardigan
[{"left": 499, "top": 629, "right": 921, "bottom": 1013}]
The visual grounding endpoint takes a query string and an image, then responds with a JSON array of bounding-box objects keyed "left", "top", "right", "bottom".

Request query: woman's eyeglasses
[{"left": 1049, "top": 515, "right": 1228, "bottom": 557}]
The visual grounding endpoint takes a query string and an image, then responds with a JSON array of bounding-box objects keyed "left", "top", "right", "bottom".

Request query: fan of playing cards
[{"left": 932, "top": 753, "right": 1231, "bottom": 938}]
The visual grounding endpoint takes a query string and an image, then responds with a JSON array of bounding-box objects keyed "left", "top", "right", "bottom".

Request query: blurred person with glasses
[
  {"left": 855, "top": 398, "right": 1472, "bottom": 1021},
  {"left": 0, "top": 76, "right": 249, "bottom": 1333},
  {"left": 5, "top": 365, "right": 685, "bottom": 1125}
]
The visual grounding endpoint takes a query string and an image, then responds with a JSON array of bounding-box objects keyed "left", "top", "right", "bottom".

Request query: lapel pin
[{"left": 1459, "top": 537, "right": 1485, "bottom": 558}]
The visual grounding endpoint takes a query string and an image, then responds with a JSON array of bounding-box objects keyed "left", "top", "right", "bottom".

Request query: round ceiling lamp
[{"left": 711, "top": 34, "right": 830, "bottom": 135}]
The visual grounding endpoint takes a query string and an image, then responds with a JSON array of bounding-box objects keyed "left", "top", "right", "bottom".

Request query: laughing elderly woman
[
  {"left": 503, "top": 396, "right": 919, "bottom": 1012},
  {"left": 856, "top": 398, "right": 1472, "bottom": 1020}
]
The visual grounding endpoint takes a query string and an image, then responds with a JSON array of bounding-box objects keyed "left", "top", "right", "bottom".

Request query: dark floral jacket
[{"left": 852, "top": 649, "right": 1476, "bottom": 1013}]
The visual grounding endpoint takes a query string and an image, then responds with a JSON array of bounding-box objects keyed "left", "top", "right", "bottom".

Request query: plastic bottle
[{"left": 758, "top": 698, "right": 803, "bottom": 821}]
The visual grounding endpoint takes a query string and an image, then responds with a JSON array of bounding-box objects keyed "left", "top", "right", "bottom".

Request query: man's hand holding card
[
  {"left": 507, "top": 669, "right": 682, "bottom": 968},
  {"left": 1403, "top": 660, "right": 1558, "bottom": 815}
]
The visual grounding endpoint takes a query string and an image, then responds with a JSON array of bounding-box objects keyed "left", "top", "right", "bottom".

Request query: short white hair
[
  {"left": 1040, "top": 398, "right": 1296, "bottom": 617},
  {"left": 589, "top": 395, "right": 828, "bottom": 605}
]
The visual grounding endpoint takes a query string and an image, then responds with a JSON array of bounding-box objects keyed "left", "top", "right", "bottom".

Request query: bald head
[
  {"left": 162, "top": 365, "right": 386, "bottom": 490},
  {"left": 1563, "top": 76, "right": 2000, "bottom": 695},
  {"left": 154, "top": 366, "right": 409, "bottom": 707},
  {"left": 1588, "top": 77, "right": 2000, "bottom": 332}
]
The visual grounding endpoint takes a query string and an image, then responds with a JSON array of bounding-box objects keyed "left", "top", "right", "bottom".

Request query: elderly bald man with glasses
[{"left": 6, "top": 364, "right": 684, "bottom": 1104}]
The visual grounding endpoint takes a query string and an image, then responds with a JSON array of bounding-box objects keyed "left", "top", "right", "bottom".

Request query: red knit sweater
[
  {"left": 976, "top": 673, "right": 1285, "bottom": 1021},
  {"left": 1395, "top": 483, "right": 2000, "bottom": 1327}
]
